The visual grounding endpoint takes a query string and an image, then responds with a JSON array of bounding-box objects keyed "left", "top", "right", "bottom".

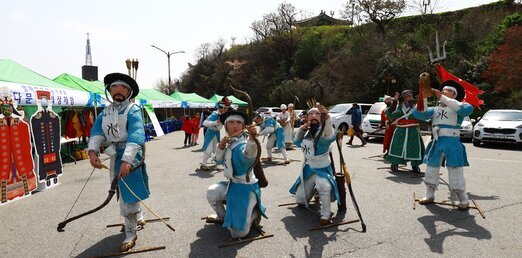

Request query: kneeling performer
[
  {"left": 289, "top": 105, "right": 341, "bottom": 225},
  {"left": 206, "top": 110, "right": 267, "bottom": 238}
]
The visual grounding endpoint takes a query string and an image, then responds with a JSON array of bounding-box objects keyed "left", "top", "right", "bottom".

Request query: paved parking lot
[{"left": 1, "top": 131, "right": 521, "bottom": 257}]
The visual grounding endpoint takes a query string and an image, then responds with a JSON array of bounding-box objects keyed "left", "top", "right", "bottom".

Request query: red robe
[
  {"left": 1, "top": 117, "right": 37, "bottom": 204},
  {"left": 382, "top": 110, "right": 396, "bottom": 154}
]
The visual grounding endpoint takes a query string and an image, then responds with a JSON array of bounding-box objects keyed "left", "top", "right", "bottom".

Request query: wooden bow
[{"left": 57, "top": 146, "right": 146, "bottom": 232}]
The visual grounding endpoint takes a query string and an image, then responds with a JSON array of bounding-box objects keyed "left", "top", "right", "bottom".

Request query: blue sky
[{"left": 0, "top": 0, "right": 497, "bottom": 89}]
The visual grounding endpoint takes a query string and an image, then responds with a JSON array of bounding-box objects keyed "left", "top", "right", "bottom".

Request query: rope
[{"left": 119, "top": 177, "right": 175, "bottom": 232}]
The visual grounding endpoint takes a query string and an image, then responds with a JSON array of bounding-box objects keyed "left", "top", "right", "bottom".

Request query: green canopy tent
[
  {"left": 53, "top": 73, "right": 105, "bottom": 94},
  {"left": 209, "top": 94, "right": 248, "bottom": 107},
  {"left": 0, "top": 59, "right": 94, "bottom": 118},
  {"left": 139, "top": 89, "right": 181, "bottom": 108},
  {"left": 170, "top": 91, "right": 214, "bottom": 108}
]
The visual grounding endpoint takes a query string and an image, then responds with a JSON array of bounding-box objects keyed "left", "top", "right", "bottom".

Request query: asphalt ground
[{"left": 1, "top": 130, "right": 521, "bottom": 257}]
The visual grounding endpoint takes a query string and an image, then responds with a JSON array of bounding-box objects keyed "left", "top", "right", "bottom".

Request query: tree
[
  {"left": 155, "top": 78, "right": 177, "bottom": 95},
  {"left": 482, "top": 25, "right": 522, "bottom": 92},
  {"left": 250, "top": 3, "right": 301, "bottom": 76},
  {"left": 408, "top": 0, "right": 442, "bottom": 15},
  {"left": 344, "top": 0, "right": 406, "bottom": 34}
]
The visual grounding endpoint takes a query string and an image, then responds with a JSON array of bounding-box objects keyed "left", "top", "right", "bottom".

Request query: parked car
[
  {"left": 473, "top": 109, "right": 522, "bottom": 147},
  {"left": 361, "top": 102, "right": 387, "bottom": 139},
  {"left": 460, "top": 116, "right": 474, "bottom": 140},
  {"left": 256, "top": 107, "right": 282, "bottom": 118},
  {"left": 328, "top": 103, "right": 372, "bottom": 133}
]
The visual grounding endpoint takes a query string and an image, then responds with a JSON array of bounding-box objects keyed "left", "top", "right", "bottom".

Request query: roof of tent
[
  {"left": 0, "top": 59, "right": 94, "bottom": 107},
  {"left": 209, "top": 94, "right": 248, "bottom": 107},
  {"left": 170, "top": 91, "right": 214, "bottom": 108},
  {"left": 139, "top": 89, "right": 181, "bottom": 108},
  {"left": 53, "top": 73, "right": 106, "bottom": 94},
  {"left": 140, "top": 89, "right": 181, "bottom": 102},
  {"left": 0, "top": 59, "right": 74, "bottom": 89}
]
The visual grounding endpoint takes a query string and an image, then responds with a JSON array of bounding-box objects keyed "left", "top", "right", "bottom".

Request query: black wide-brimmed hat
[
  {"left": 220, "top": 110, "right": 250, "bottom": 125},
  {"left": 104, "top": 73, "right": 139, "bottom": 99},
  {"left": 440, "top": 80, "right": 465, "bottom": 102}
]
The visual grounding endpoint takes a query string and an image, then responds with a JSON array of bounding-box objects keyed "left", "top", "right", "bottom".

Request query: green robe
[{"left": 385, "top": 103, "right": 424, "bottom": 166}]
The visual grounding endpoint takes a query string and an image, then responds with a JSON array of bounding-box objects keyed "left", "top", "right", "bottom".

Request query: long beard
[{"left": 309, "top": 122, "right": 320, "bottom": 135}]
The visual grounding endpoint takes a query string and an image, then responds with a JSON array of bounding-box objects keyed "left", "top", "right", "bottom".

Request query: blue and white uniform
[
  {"left": 413, "top": 94, "right": 473, "bottom": 205},
  {"left": 289, "top": 117, "right": 340, "bottom": 220},
  {"left": 201, "top": 110, "right": 223, "bottom": 166},
  {"left": 206, "top": 134, "right": 267, "bottom": 238},
  {"left": 258, "top": 115, "right": 288, "bottom": 160},
  {"left": 88, "top": 100, "right": 149, "bottom": 236}
]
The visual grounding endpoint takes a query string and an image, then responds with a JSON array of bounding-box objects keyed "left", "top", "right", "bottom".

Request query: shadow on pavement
[
  {"left": 75, "top": 233, "right": 124, "bottom": 258},
  {"left": 189, "top": 168, "right": 222, "bottom": 178},
  {"left": 417, "top": 204, "right": 491, "bottom": 254},
  {"left": 473, "top": 142, "right": 522, "bottom": 151},
  {"left": 467, "top": 193, "right": 500, "bottom": 201},
  {"left": 174, "top": 146, "right": 193, "bottom": 150},
  {"left": 280, "top": 204, "right": 353, "bottom": 257},
  {"left": 384, "top": 169, "right": 424, "bottom": 185},
  {"left": 189, "top": 222, "right": 264, "bottom": 257}
]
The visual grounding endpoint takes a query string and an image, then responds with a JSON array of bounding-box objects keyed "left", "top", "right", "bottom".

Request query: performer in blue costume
[
  {"left": 87, "top": 73, "right": 149, "bottom": 251},
  {"left": 413, "top": 80, "right": 474, "bottom": 209},
  {"left": 254, "top": 113, "right": 290, "bottom": 164},
  {"left": 289, "top": 105, "right": 341, "bottom": 225},
  {"left": 205, "top": 110, "right": 267, "bottom": 238},
  {"left": 200, "top": 97, "right": 230, "bottom": 169}
]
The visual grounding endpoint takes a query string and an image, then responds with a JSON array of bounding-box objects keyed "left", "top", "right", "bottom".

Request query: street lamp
[
  {"left": 125, "top": 58, "right": 139, "bottom": 80},
  {"left": 151, "top": 45, "right": 184, "bottom": 86},
  {"left": 382, "top": 74, "right": 397, "bottom": 96}
]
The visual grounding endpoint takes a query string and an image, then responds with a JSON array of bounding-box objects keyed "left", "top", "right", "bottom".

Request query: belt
[{"left": 433, "top": 126, "right": 460, "bottom": 140}]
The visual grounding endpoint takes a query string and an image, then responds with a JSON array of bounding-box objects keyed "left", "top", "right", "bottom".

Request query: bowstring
[{"left": 62, "top": 157, "right": 111, "bottom": 221}]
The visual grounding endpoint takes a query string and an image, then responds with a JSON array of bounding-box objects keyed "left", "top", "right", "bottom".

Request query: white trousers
[
  {"left": 283, "top": 124, "right": 293, "bottom": 145},
  {"left": 202, "top": 137, "right": 218, "bottom": 165},
  {"left": 295, "top": 174, "right": 332, "bottom": 219},
  {"left": 109, "top": 158, "right": 143, "bottom": 231},
  {"left": 424, "top": 153, "right": 468, "bottom": 204},
  {"left": 266, "top": 134, "right": 288, "bottom": 159},
  {"left": 207, "top": 182, "right": 259, "bottom": 238}
]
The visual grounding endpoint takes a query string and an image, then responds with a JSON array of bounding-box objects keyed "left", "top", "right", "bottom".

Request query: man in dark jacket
[{"left": 347, "top": 103, "right": 367, "bottom": 146}]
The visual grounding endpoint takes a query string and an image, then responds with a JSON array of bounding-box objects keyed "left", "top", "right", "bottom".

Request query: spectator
[
  {"left": 191, "top": 113, "right": 201, "bottom": 146},
  {"left": 347, "top": 103, "right": 367, "bottom": 146},
  {"left": 181, "top": 115, "right": 192, "bottom": 147}
]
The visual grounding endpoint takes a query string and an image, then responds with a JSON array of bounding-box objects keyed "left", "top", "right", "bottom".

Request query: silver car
[
  {"left": 473, "top": 109, "right": 522, "bottom": 147},
  {"left": 460, "top": 116, "right": 474, "bottom": 140}
]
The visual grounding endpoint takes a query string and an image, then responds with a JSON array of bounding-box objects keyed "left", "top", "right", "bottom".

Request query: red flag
[{"left": 436, "top": 64, "right": 484, "bottom": 108}]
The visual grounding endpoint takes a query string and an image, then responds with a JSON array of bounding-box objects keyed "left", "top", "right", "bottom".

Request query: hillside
[{"left": 178, "top": 1, "right": 522, "bottom": 112}]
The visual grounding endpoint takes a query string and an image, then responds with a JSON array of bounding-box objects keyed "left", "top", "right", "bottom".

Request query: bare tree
[
  {"left": 250, "top": 3, "right": 298, "bottom": 41},
  {"left": 409, "top": 0, "right": 442, "bottom": 15},
  {"left": 344, "top": 0, "right": 407, "bottom": 34},
  {"left": 249, "top": 3, "right": 301, "bottom": 75},
  {"left": 155, "top": 78, "right": 177, "bottom": 95}
]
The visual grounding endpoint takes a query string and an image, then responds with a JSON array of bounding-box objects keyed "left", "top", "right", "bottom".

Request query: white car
[
  {"left": 362, "top": 102, "right": 387, "bottom": 139},
  {"left": 460, "top": 116, "right": 474, "bottom": 140},
  {"left": 473, "top": 109, "right": 522, "bottom": 147},
  {"left": 328, "top": 103, "right": 372, "bottom": 133},
  {"left": 256, "top": 107, "right": 282, "bottom": 118}
]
